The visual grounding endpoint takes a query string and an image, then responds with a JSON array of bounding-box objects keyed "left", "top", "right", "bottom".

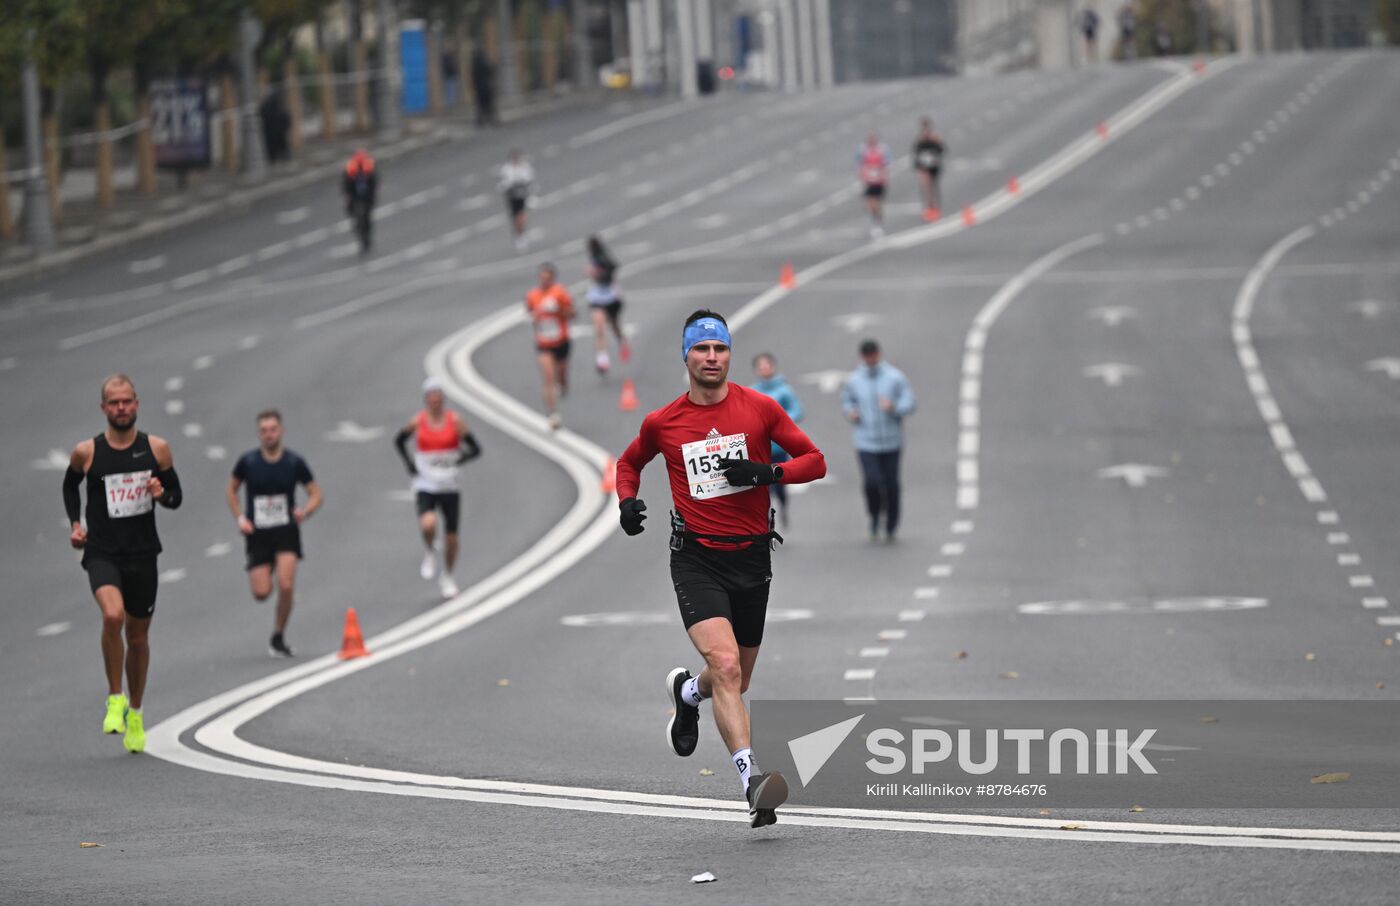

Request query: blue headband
[{"left": 682, "top": 318, "right": 732, "bottom": 362}]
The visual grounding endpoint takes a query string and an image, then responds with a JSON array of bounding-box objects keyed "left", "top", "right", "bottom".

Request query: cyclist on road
[
  {"left": 616, "top": 311, "right": 826, "bottom": 828},
  {"left": 856, "top": 133, "right": 892, "bottom": 238},
  {"left": 62, "top": 374, "right": 184, "bottom": 754},
  {"left": 343, "top": 148, "right": 378, "bottom": 255}
]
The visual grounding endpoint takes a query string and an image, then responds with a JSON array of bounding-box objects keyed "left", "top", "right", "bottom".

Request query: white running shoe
[
  {"left": 438, "top": 574, "right": 459, "bottom": 599},
  {"left": 547, "top": 412, "right": 562, "bottom": 431},
  {"left": 595, "top": 350, "right": 610, "bottom": 374},
  {"left": 419, "top": 552, "right": 437, "bottom": 580}
]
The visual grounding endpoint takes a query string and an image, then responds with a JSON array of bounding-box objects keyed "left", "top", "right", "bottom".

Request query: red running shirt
[{"left": 615, "top": 383, "right": 826, "bottom": 541}]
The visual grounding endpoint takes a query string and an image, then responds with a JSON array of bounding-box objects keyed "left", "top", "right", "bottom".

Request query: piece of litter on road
[
  {"left": 1039, "top": 808, "right": 1051, "bottom": 817},
  {"left": 691, "top": 872, "right": 717, "bottom": 884},
  {"left": 1199, "top": 716, "right": 1218, "bottom": 724},
  {"left": 1305, "top": 652, "right": 1316, "bottom": 662},
  {"left": 699, "top": 768, "right": 715, "bottom": 776},
  {"left": 1377, "top": 682, "right": 1386, "bottom": 690},
  {"left": 1128, "top": 806, "right": 1145, "bottom": 813},
  {"left": 1059, "top": 823, "right": 1085, "bottom": 831},
  {"left": 1311, "top": 772, "right": 1351, "bottom": 785},
  {"left": 953, "top": 650, "right": 968, "bottom": 660},
  {"left": 79, "top": 842, "right": 103, "bottom": 848},
  {"left": 999, "top": 671, "right": 1018, "bottom": 680},
  {"left": 496, "top": 679, "right": 510, "bottom": 687}
]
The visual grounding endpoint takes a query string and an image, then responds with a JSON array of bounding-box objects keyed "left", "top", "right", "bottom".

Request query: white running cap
[{"left": 422, "top": 377, "right": 445, "bottom": 396}]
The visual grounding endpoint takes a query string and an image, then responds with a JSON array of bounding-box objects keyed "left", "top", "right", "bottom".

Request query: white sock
[
  {"left": 681, "top": 675, "right": 706, "bottom": 707},
  {"left": 127, "top": 707, "right": 141, "bottom": 717},
  {"left": 732, "top": 747, "right": 756, "bottom": 793}
]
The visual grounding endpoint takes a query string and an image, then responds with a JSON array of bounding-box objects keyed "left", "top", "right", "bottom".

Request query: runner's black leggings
[{"left": 858, "top": 449, "right": 902, "bottom": 534}]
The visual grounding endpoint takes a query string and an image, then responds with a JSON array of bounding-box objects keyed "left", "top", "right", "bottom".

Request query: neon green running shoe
[
  {"left": 103, "top": 694, "right": 127, "bottom": 734},
  {"left": 123, "top": 709, "right": 145, "bottom": 754}
]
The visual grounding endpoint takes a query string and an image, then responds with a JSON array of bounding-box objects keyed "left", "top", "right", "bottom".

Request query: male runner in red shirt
[{"left": 615, "top": 309, "right": 826, "bottom": 828}]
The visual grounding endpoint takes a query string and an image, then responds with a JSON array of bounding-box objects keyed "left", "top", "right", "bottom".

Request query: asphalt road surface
[{"left": 4, "top": 52, "right": 1400, "bottom": 904}]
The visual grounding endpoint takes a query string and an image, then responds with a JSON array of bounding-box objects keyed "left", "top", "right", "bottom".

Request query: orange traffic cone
[
  {"left": 961, "top": 206, "right": 976, "bottom": 227},
  {"left": 337, "top": 607, "right": 370, "bottom": 660},
  {"left": 600, "top": 457, "right": 617, "bottom": 493},
  {"left": 1095, "top": 121, "right": 1109, "bottom": 139},
  {"left": 1007, "top": 175, "right": 1021, "bottom": 195},
  {"left": 618, "top": 378, "right": 638, "bottom": 412},
  {"left": 1192, "top": 58, "right": 1206, "bottom": 75},
  {"left": 779, "top": 263, "right": 797, "bottom": 289}
]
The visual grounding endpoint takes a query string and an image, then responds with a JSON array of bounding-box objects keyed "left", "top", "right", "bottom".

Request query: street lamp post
[
  {"left": 19, "top": 39, "right": 55, "bottom": 254},
  {"left": 238, "top": 9, "right": 268, "bottom": 178}
]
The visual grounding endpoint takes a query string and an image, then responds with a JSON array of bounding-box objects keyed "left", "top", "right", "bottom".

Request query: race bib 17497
[
  {"left": 104, "top": 470, "right": 153, "bottom": 519},
  {"left": 681, "top": 432, "right": 749, "bottom": 500}
]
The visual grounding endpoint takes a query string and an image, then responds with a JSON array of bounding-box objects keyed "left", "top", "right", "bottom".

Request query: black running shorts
[
  {"left": 415, "top": 490, "right": 461, "bottom": 534},
  {"left": 245, "top": 525, "right": 303, "bottom": 571},
  {"left": 864, "top": 183, "right": 886, "bottom": 199},
  {"left": 537, "top": 340, "right": 571, "bottom": 361},
  {"left": 85, "top": 557, "right": 159, "bottom": 619},
  {"left": 670, "top": 542, "right": 773, "bottom": 647},
  {"left": 507, "top": 196, "right": 527, "bottom": 216}
]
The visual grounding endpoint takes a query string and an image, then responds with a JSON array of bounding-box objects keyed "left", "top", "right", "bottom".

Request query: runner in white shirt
[{"left": 499, "top": 149, "right": 535, "bottom": 252}]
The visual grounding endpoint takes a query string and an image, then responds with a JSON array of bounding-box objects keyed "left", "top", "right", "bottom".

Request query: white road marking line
[
  {"left": 164, "top": 376, "right": 184, "bottom": 392},
  {"left": 877, "top": 630, "right": 908, "bottom": 642},
  {"left": 328, "top": 242, "right": 360, "bottom": 259},
  {"left": 1327, "top": 532, "right": 1350, "bottom": 545},
  {"left": 941, "top": 542, "right": 965, "bottom": 556},
  {"left": 31, "top": 449, "right": 70, "bottom": 470},
  {"left": 1098, "top": 464, "right": 1169, "bottom": 488},
  {"left": 1377, "top": 616, "right": 1400, "bottom": 626},
  {"left": 1337, "top": 554, "right": 1361, "bottom": 566},
  {"left": 129, "top": 255, "right": 166, "bottom": 274},
  {"left": 182, "top": 423, "right": 203, "bottom": 438},
  {"left": 568, "top": 101, "right": 695, "bottom": 148},
  {"left": 192, "top": 355, "right": 214, "bottom": 370},
  {"left": 1083, "top": 363, "right": 1138, "bottom": 387},
  {"left": 914, "top": 587, "right": 941, "bottom": 599},
  {"left": 457, "top": 194, "right": 489, "bottom": 211},
  {"left": 205, "top": 446, "right": 226, "bottom": 461},
  {"left": 159, "top": 568, "right": 187, "bottom": 583},
  {"left": 0, "top": 357, "right": 15, "bottom": 370},
  {"left": 205, "top": 541, "right": 233, "bottom": 558},
  {"left": 36, "top": 621, "right": 72, "bottom": 637},
  {"left": 275, "top": 207, "right": 310, "bottom": 225},
  {"left": 171, "top": 269, "right": 210, "bottom": 290},
  {"left": 843, "top": 668, "right": 876, "bottom": 681},
  {"left": 165, "top": 400, "right": 185, "bottom": 416},
  {"left": 215, "top": 254, "right": 251, "bottom": 276},
  {"left": 927, "top": 564, "right": 952, "bottom": 578},
  {"left": 951, "top": 520, "right": 973, "bottom": 534},
  {"left": 859, "top": 648, "right": 890, "bottom": 658},
  {"left": 1351, "top": 576, "right": 1375, "bottom": 588},
  {"left": 1362, "top": 598, "right": 1388, "bottom": 609},
  {"left": 256, "top": 240, "right": 293, "bottom": 261},
  {"left": 239, "top": 335, "right": 260, "bottom": 350},
  {"left": 898, "top": 610, "right": 925, "bottom": 622},
  {"left": 1318, "top": 510, "right": 1339, "bottom": 524}
]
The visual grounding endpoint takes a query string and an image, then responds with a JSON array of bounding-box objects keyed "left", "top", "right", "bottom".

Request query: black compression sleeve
[
  {"left": 156, "top": 467, "right": 183, "bottom": 509},
  {"left": 394, "top": 429, "right": 417, "bottom": 473},
  {"left": 457, "top": 433, "right": 481, "bottom": 464},
  {"left": 63, "top": 466, "right": 83, "bottom": 523}
]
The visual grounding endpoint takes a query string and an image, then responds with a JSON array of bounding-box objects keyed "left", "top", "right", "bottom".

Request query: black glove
[
  {"left": 619, "top": 497, "right": 647, "bottom": 536},
  {"left": 719, "top": 457, "right": 782, "bottom": 487}
]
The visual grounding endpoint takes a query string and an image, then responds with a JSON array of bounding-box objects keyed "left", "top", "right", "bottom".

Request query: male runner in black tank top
[{"left": 62, "top": 374, "right": 182, "bottom": 754}]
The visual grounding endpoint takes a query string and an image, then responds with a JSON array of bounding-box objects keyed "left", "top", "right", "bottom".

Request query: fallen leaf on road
[
  {"left": 1060, "top": 823, "right": 1085, "bottom": 831},
  {"left": 1385, "top": 638, "right": 1393, "bottom": 647},
  {"left": 953, "top": 650, "right": 968, "bottom": 660},
  {"left": 1305, "top": 652, "right": 1316, "bottom": 662},
  {"left": 1128, "top": 806, "right": 1145, "bottom": 813},
  {"left": 79, "top": 842, "right": 103, "bottom": 848},
  {"left": 1199, "top": 716, "right": 1218, "bottom": 724},
  {"left": 1378, "top": 682, "right": 1386, "bottom": 690},
  {"left": 496, "top": 679, "right": 510, "bottom": 687},
  {"left": 1311, "top": 772, "right": 1351, "bottom": 784},
  {"left": 999, "top": 671, "right": 1019, "bottom": 680},
  {"left": 1039, "top": 808, "right": 1051, "bottom": 817},
  {"left": 699, "top": 768, "right": 715, "bottom": 776},
  {"left": 691, "top": 871, "right": 718, "bottom": 884}
]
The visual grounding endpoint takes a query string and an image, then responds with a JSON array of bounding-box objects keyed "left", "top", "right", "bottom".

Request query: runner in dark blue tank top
[{"left": 62, "top": 374, "right": 182, "bottom": 754}]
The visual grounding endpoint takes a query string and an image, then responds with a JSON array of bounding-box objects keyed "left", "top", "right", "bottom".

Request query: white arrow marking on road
[
  {"left": 205, "top": 446, "right": 226, "bottom": 460},
  {"left": 832, "top": 312, "right": 883, "bottom": 334},
  {"left": 693, "top": 213, "right": 729, "bottom": 230},
  {"left": 1098, "top": 464, "right": 1169, "bottom": 488},
  {"left": 1087, "top": 306, "right": 1137, "bottom": 327},
  {"left": 1083, "top": 363, "right": 1140, "bottom": 387},
  {"left": 192, "top": 355, "right": 214, "bottom": 371},
  {"left": 276, "top": 207, "right": 310, "bottom": 225},
  {"left": 325, "top": 421, "right": 385, "bottom": 443},
  {"left": 800, "top": 370, "right": 848, "bottom": 395},
  {"left": 205, "top": 541, "right": 233, "bottom": 558},
  {"left": 32, "top": 449, "right": 70, "bottom": 470},
  {"left": 1366, "top": 358, "right": 1400, "bottom": 379},
  {"left": 165, "top": 400, "right": 185, "bottom": 416},
  {"left": 36, "top": 621, "right": 72, "bottom": 637},
  {"left": 129, "top": 255, "right": 167, "bottom": 274},
  {"left": 159, "top": 568, "right": 187, "bottom": 584},
  {"left": 787, "top": 714, "right": 864, "bottom": 786}
]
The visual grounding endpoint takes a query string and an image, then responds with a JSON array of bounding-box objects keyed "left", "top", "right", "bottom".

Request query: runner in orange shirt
[{"left": 525, "top": 262, "right": 574, "bottom": 430}]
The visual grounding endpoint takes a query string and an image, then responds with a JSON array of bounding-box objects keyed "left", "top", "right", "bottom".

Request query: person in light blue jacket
[
  {"left": 752, "top": 353, "right": 805, "bottom": 527},
  {"left": 841, "top": 339, "right": 916, "bottom": 541}
]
